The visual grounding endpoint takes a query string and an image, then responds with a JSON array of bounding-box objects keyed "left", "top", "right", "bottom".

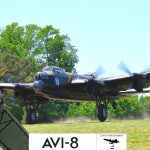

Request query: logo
[{"left": 96, "top": 134, "right": 126, "bottom": 150}]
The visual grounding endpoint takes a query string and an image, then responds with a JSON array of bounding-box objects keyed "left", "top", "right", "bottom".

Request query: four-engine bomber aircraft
[{"left": 0, "top": 64, "right": 150, "bottom": 124}]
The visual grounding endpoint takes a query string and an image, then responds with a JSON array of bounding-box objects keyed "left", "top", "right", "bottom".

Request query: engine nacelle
[{"left": 132, "top": 73, "right": 144, "bottom": 92}]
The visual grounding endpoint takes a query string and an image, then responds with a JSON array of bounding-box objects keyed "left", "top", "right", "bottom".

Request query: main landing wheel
[
  {"left": 97, "top": 104, "right": 107, "bottom": 122},
  {"left": 26, "top": 108, "right": 37, "bottom": 124}
]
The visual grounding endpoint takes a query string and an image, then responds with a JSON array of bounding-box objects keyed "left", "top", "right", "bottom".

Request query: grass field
[{"left": 24, "top": 120, "right": 150, "bottom": 150}]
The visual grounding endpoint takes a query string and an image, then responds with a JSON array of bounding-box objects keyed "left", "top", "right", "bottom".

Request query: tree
[
  {"left": 0, "top": 22, "right": 78, "bottom": 72},
  {"left": 37, "top": 101, "right": 69, "bottom": 123},
  {"left": 108, "top": 96, "right": 143, "bottom": 119},
  {"left": 140, "top": 96, "right": 150, "bottom": 117},
  {"left": 0, "top": 47, "right": 35, "bottom": 82},
  {"left": 0, "top": 48, "right": 35, "bottom": 122},
  {"left": 67, "top": 102, "right": 96, "bottom": 119},
  {"left": 36, "top": 25, "right": 78, "bottom": 71}
]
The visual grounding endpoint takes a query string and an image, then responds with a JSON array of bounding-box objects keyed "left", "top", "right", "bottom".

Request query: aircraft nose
[{"left": 33, "top": 80, "right": 44, "bottom": 92}]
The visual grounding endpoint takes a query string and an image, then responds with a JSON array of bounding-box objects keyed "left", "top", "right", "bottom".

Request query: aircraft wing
[
  {"left": 120, "top": 88, "right": 150, "bottom": 95},
  {"left": 97, "top": 72, "right": 150, "bottom": 92},
  {"left": 0, "top": 83, "right": 49, "bottom": 104},
  {"left": 0, "top": 83, "right": 34, "bottom": 93},
  {"left": 0, "top": 83, "right": 16, "bottom": 88},
  {"left": 104, "top": 139, "right": 111, "bottom": 142},
  {"left": 71, "top": 72, "right": 150, "bottom": 95},
  {"left": 0, "top": 83, "right": 33, "bottom": 88},
  {"left": 71, "top": 79, "right": 88, "bottom": 84}
]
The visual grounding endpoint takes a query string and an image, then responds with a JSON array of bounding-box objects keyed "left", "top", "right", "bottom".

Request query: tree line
[{"left": 66, "top": 96, "right": 150, "bottom": 120}]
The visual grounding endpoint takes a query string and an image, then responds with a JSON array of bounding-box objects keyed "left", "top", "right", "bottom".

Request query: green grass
[{"left": 24, "top": 120, "right": 150, "bottom": 150}]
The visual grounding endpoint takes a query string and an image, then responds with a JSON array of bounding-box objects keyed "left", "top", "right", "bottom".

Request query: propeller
[
  {"left": 117, "top": 62, "right": 133, "bottom": 76},
  {"left": 117, "top": 62, "right": 147, "bottom": 92},
  {"left": 118, "top": 62, "right": 150, "bottom": 75},
  {"left": 93, "top": 66, "right": 106, "bottom": 79}
]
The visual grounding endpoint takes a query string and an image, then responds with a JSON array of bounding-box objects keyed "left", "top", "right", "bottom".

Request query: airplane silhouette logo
[{"left": 104, "top": 138, "right": 119, "bottom": 144}]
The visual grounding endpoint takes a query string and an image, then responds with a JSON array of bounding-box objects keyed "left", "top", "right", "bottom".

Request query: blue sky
[{"left": 0, "top": 0, "right": 150, "bottom": 76}]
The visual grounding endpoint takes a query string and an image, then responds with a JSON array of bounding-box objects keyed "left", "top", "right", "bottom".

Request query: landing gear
[
  {"left": 25, "top": 104, "right": 39, "bottom": 124},
  {"left": 26, "top": 108, "right": 37, "bottom": 124},
  {"left": 97, "top": 104, "right": 107, "bottom": 122},
  {"left": 96, "top": 99, "right": 109, "bottom": 122},
  {"left": 96, "top": 99, "right": 117, "bottom": 122}
]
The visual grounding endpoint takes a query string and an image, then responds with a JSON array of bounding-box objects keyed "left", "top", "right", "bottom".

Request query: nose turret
[
  {"left": 33, "top": 80, "right": 44, "bottom": 92},
  {"left": 35, "top": 72, "right": 49, "bottom": 80}
]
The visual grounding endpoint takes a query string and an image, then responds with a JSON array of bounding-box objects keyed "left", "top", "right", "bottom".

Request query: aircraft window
[
  {"left": 42, "top": 66, "right": 65, "bottom": 75},
  {"left": 35, "top": 72, "right": 48, "bottom": 80},
  {"left": 42, "top": 66, "right": 53, "bottom": 72},
  {"left": 53, "top": 68, "right": 65, "bottom": 74}
]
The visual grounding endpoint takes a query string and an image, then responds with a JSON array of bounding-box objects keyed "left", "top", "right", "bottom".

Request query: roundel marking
[{"left": 55, "top": 77, "right": 60, "bottom": 86}]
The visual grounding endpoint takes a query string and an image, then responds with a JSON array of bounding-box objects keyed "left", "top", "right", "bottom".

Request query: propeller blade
[
  {"left": 118, "top": 62, "right": 132, "bottom": 76},
  {"left": 93, "top": 66, "right": 106, "bottom": 80},
  {"left": 94, "top": 66, "right": 106, "bottom": 79}
]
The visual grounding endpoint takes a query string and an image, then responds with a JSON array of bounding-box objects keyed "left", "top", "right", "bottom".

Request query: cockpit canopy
[{"left": 42, "top": 66, "right": 66, "bottom": 75}]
